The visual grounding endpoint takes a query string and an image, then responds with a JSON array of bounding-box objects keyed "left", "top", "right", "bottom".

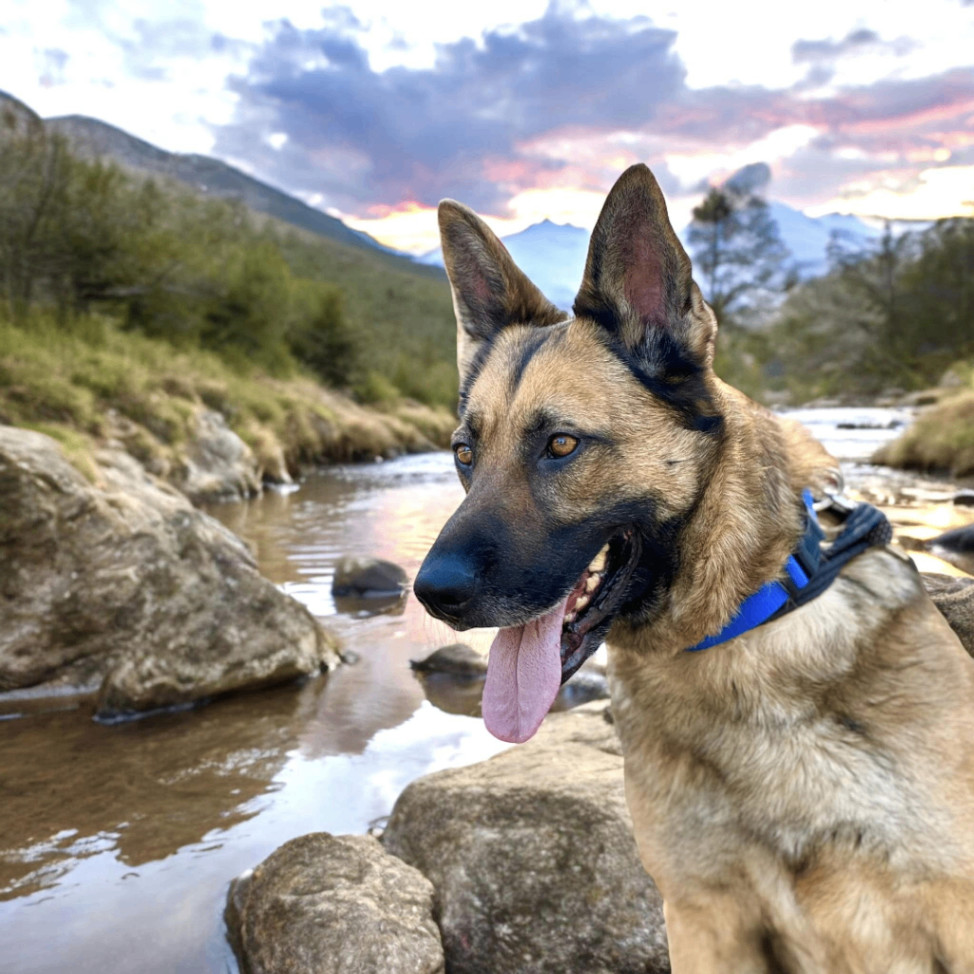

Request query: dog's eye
[
  {"left": 454, "top": 443, "right": 473, "bottom": 466},
  {"left": 547, "top": 434, "right": 579, "bottom": 458}
]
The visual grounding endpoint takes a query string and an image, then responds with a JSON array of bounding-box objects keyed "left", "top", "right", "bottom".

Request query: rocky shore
[{"left": 226, "top": 702, "right": 670, "bottom": 974}]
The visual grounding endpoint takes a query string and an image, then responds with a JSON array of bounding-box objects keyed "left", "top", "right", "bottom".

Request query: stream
[{"left": 1, "top": 407, "right": 971, "bottom": 974}]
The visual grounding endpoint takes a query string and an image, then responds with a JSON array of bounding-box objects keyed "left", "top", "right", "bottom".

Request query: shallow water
[{"left": 1, "top": 408, "right": 971, "bottom": 974}]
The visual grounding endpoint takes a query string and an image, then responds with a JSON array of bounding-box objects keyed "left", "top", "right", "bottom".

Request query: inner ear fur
[
  {"left": 573, "top": 164, "right": 716, "bottom": 371},
  {"left": 438, "top": 200, "right": 567, "bottom": 378}
]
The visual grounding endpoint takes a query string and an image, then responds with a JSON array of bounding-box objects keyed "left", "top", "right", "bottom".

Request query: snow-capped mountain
[
  {"left": 419, "top": 202, "right": 886, "bottom": 312},
  {"left": 766, "top": 203, "right": 882, "bottom": 278},
  {"left": 419, "top": 219, "right": 590, "bottom": 311}
]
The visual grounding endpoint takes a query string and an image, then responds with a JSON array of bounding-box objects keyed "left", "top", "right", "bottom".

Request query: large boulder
[
  {"left": 226, "top": 833, "right": 445, "bottom": 974},
  {"left": 382, "top": 703, "right": 669, "bottom": 974},
  {"left": 924, "top": 572, "right": 974, "bottom": 657},
  {"left": 0, "top": 426, "right": 339, "bottom": 716}
]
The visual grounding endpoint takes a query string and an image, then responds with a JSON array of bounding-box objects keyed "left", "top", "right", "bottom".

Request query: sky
[{"left": 1, "top": 0, "right": 972, "bottom": 253}]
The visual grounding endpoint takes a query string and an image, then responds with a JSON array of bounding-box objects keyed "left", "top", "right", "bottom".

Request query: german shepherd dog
[{"left": 414, "top": 164, "right": 974, "bottom": 972}]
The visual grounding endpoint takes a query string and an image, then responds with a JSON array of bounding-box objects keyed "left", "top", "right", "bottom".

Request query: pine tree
[{"left": 688, "top": 184, "right": 791, "bottom": 327}]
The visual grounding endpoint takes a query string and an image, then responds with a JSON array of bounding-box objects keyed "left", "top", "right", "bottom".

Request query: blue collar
[{"left": 686, "top": 490, "right": 892, "bottom": 653}]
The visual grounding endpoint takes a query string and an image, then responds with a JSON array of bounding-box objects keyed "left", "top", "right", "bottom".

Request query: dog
[{"left": 414, "top": 163, "right": 974, "bottom": 973}]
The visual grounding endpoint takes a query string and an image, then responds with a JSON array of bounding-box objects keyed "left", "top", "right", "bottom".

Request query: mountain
[
  {"left": 43, "top": 113, "right": 392, "bottom": 254},
  {"left": 766, "top": 202, "right": 881, "bottom": 278},
  {"left": 421, "top": 219, "right": 590, "bottom": 310},
  {"left": 421, "top": 203, "right": 888, "bottom": 313}
]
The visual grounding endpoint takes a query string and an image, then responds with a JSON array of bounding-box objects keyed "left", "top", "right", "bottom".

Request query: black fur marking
[
  {"left": 458, "top": 332, "right": 499, "bottom": 412},
  {"left": 597, "top": 329, "right": 724, "bottom": 436},
  {"left": 508, "top": 329, "right": 550, "bottom": 397}
]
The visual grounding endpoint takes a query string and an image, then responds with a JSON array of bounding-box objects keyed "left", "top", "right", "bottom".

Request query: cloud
[
  {"left": 212, "top": 3, "right": 974, "bottom": 221},
  {"left": 214, "top": 5, "right": 685, "bottom": 213}
]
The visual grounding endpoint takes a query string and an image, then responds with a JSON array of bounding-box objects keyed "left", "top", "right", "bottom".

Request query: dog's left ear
[
  {"left": 574, "top": 164, "right": 717, "bottom": 372},
  {"left": 438, "top": 200, "right": 567, "bottom": 379}
]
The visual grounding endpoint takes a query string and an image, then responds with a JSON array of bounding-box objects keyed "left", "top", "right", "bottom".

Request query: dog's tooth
[
  {"left": 575, "top": 594, "right": 590, "bottom": 611},
  {"left": 585, "top": 574, "right": 600, "bottom": 593},
  {"left": 565, "top": 611, "right": 576, "bottom": 623},
  {"left": 588, "top": 544, "right": 609, "bottom": 573}
]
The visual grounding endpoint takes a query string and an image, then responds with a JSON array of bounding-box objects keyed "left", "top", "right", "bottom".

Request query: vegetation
[
  {"left": 0, "top": 110, "right": 459, "bottom": 410},
  {"left": 763, "top": 217, "right": 974, "bottom": 402},
  {"left": 0, "top": 310, "right": 454, "bottom": 481},
  {"left": 688, "top": 183, "right": 792, "bottom": 327},
  {"left": 874, "top": 384, "right": 974, "bottom": 478}
]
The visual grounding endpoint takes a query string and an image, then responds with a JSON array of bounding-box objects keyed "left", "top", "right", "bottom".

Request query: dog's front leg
[{"left": 663, "top": 894, "right": 832, "bottom": 974}]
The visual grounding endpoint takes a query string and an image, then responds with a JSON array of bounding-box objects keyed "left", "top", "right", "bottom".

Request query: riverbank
[
  {"left": 874, "top": 389, "right": 974, "bottom": 480},
  {"left": 0, "top": 315, "right": 456, "bottom": 503}
]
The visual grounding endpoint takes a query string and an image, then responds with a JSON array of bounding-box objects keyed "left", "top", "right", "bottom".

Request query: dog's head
[{"left": 414, "top": 164, "right": 725, "bottom": 743}]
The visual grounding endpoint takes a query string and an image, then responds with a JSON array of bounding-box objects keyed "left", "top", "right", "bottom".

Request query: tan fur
[{"left": 433, "top": 165, "right": 974, "bottom": 972}]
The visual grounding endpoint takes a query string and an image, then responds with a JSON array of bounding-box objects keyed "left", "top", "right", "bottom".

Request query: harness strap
[{"left": 686, "top": 490, "right": 893, "bottom": 653}]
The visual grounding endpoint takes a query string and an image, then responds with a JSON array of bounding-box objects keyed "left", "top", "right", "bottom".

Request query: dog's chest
[{"left": 606, "top": 576, "right": 956, "bottom": 882}]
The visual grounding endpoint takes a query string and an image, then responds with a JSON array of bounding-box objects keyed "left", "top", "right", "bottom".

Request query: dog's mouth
[
  {"left": 482, "top": 528, "right": 641, "bottom": 745},
  {"left": 560, "top": 528, "right": 640, "bottom": 682}
]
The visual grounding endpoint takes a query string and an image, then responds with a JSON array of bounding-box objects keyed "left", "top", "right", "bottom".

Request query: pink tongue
[{"left": 482, "top": 597, "right": 567, "bottom": 743}]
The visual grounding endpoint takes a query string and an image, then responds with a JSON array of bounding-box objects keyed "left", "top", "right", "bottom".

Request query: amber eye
[
  {"left": 454, "top": 443, "right": 473, "bottom": 466},
  {"left": 548, "top": 434, "right": 579, "bottom": 458}
]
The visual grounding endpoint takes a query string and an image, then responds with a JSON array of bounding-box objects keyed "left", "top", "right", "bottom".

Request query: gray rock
[
  {"left": 410, "top": 643, "right": 485, "bottom": 676},
  {"left": 926, "top": 524, "right": 974, "bottom": 575},
  {"left": 411, "top": 647, "right": 610, "bottom": 718},
  {"left": 226, "top": 833, "right": 445, "bottom": 974},
  {"left": 954, "top": 490, "right": 974, "bottom": 508},
  {"left": 332, "top": 556, "right": 408, "bottom": 597},
  {"left": 382, "top": 703, "right": 669, "bottom": 974},
  {"left": 924, "top": 572, "right": 974, "bottom": 657},
  {"left": 0, "top": 426, "right": 340, "bottom": 715},
  {"left": 179, "top": 408, "right": 262, "bottom": 503}
]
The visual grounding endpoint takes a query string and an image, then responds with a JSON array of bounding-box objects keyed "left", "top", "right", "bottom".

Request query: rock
[
  {"left": 411, "top": 646, "right": 610, "bottom": 717},
  {"left": 332, "top": 556, "right": 409, "bottom": 597},
  {"left": 410, "top": 643, "right": 485, "bottom": 676},
  {"left": 926, "top": 524, "right": 974, "bottom": 575},
  {"left": 924, "top": 573, "right": 974, "bottom": 657},
  {"left": 551, "top": 664, "right": 611, "bottom": 710},
  {"left": 226, "top": 833, "right": 444, "bottom": 974},
  {"left": 382, "top": 703, "right": 669, "bottom": 974},
  {"left": 179, "top": 408, "right": 262, "bottom": 503},
  {"left": 0, "top": 426, "right": 340, "bottom": 715}
]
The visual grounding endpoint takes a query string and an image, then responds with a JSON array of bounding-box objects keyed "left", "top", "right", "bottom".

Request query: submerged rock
[
  {"left": 0, "top": 426, "right": 339, "bottom": 715},
  {"left": 411, "top": 645, "right": 611, "bottom": 718},
  {"left": 410, "top": 643, "right": 485, "bottom": 676},
  {"left": 382, "top": 703, "right": 669, "bottom": 974},
  {"left": 332, "top": 555, "right": 409, "bottom": 597},
  {"left": 226, "top": 833, "right": 444, "bottom": 974}
]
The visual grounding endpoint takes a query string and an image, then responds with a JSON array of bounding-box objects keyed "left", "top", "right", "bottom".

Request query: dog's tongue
[{"left": 482, "top": 598, "right": 566, "bottom": 744}]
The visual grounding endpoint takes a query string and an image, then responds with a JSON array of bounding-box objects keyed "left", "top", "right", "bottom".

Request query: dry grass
[
  {"left": 875, "top": 387, "right": 974, "bottom": 478},
  {"left": 0, "top": 312, "right": 455, "bottom": 484}
]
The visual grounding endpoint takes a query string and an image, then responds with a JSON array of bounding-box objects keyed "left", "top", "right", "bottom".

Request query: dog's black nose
[{"left": 413, "top": 552, "right": 478, "bottom": 625}]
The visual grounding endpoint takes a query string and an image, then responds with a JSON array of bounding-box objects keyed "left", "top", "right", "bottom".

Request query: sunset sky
[{"left": 1, "top": 0, "right": 972, "bottom": 252}]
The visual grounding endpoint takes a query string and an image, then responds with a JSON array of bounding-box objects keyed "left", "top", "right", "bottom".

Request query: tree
[{"left": 687, "top": 183, "right": 792, "bottom": 327}]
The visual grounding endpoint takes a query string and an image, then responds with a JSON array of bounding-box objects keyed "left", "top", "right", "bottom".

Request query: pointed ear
[
  {"left": 438, "top": 200, "right": 568, "bottom": 379},
  {"left": 573, "top": 164, "right": 716, "bottom": 371}
]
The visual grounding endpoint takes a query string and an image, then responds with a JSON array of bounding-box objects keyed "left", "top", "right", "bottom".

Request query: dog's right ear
[
  {"left": 573, "top": 164, "right": 717, "bottom": 373},
  {"left": 438, "top": 200, "right": 567, "bottom": 379}
]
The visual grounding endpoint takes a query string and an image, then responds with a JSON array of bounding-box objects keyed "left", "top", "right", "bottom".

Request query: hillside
[{"left": 45, "top": 112, "right": 393, "bottom": 255}]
